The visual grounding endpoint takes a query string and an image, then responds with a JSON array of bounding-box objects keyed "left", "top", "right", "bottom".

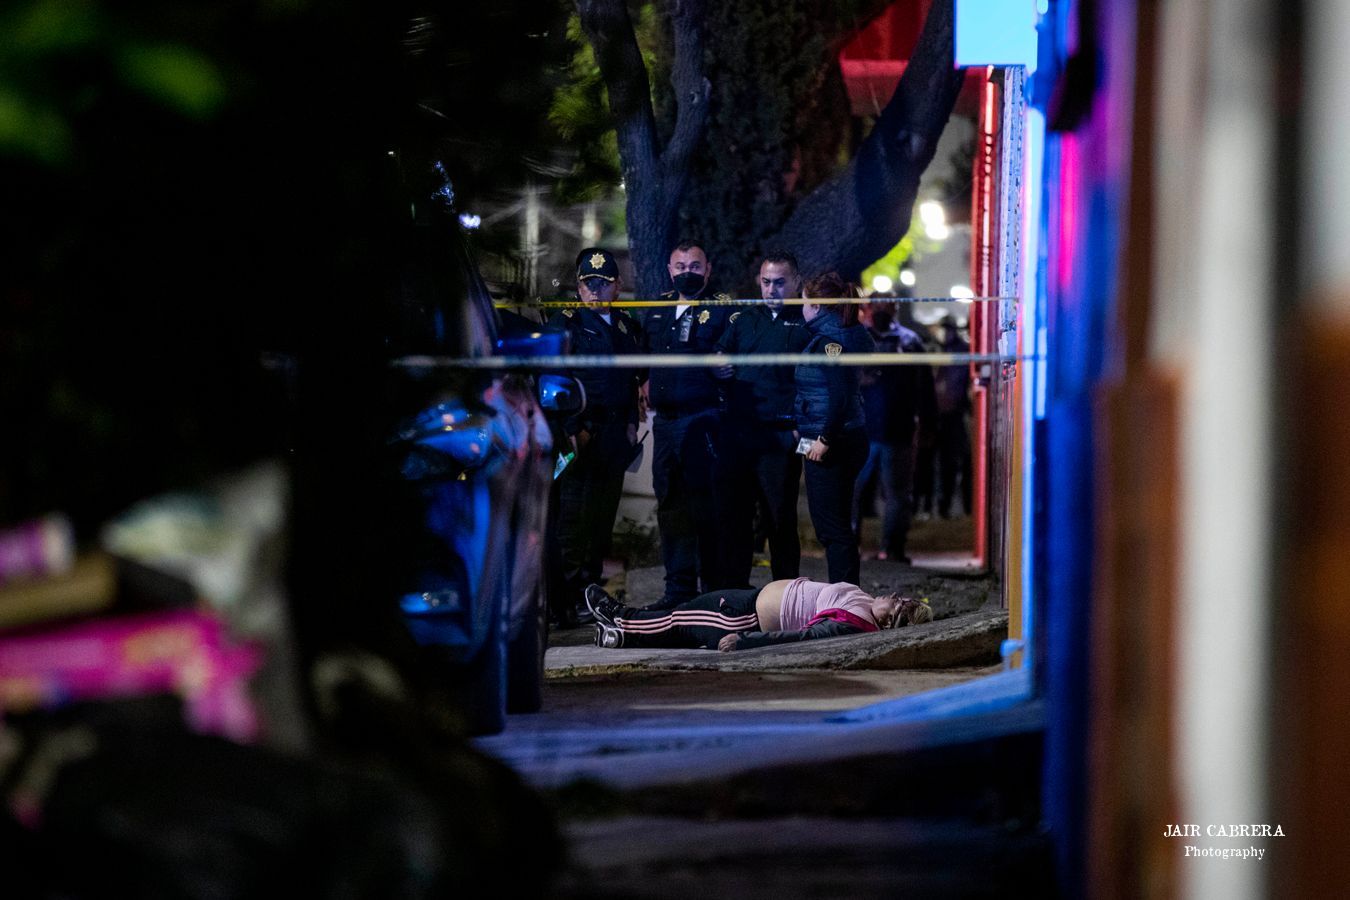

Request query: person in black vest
[
  {"left": 934, "top": 319, "right": 973, "bottom": 518},
  {"left": 639, "top": 240, "right": 734, "bottom": 609},
  {"left": 794, "top": 272, "right": 876, "bottom": 586},
  {"left": 716, "top": 250, "right": 812, "bottom": 585},
  {"left": 546, "top": 248, "right": 643, "bottom": 627},
  {"left": 852, "top": 300, "right": 938, "bottom": 564}
]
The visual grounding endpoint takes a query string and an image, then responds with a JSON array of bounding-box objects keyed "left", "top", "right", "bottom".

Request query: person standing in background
[
  {"left": 852, "top": 300, "right": 937, "bottom": 564},
  {"left": 545, "top": 248, "right": 643, "bottom": 627},
  {"left": 639, "top": 241, "right": 735, "bottom": 609},
  {"left": 933, "top": 319, "right": 973, "bottom": 518},
  {"left": 716, "top": 251, "right": 812, "bottom": 585},
  {"left": 794, "top": 273, "right": 875, "bottom": 585}
]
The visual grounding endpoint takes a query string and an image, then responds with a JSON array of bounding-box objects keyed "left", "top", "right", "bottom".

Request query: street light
[
  {"left": 920, "top": 201, "right": 949, "bottom": 240},
  {"left": 871, "top": 274, "right": 893, "bottom": 294}
]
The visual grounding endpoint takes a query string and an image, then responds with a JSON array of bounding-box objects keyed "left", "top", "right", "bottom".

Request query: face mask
[{"left": 672, "top": 271, "right": 706, "bottom": 296}]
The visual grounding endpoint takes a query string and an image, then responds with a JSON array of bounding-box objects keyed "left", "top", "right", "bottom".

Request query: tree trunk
[
  {"left": 766, "top": 0, "right": 963, "bottom": 280},
  {"left": 577, "top": 0, "right": 708, "bottom": 298},
  {"left": 581, "top": 0, "right": 960, "bottom": 294}
]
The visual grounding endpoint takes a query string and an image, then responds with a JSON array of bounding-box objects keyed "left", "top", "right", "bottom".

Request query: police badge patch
[
  {"left": 729, "top": 311, "right": 742, "bottom": 323},
  {"left": 561, "top": 308, "right": 575, "bottom": 317},
  {"left": 697, "top": 309, "right": 710, "bottom": 324},
  {"left": 590, "top": 252, "right": 606, "bottom": 270},
  {"left": 824, "top": 342, "right": 843, "bottom": 358}
]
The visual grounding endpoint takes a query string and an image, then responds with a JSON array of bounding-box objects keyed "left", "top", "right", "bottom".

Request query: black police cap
[{"left": 576, "top": 247, "right": 618, "bottom": 282}]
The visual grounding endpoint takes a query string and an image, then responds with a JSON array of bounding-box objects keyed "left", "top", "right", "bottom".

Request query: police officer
[
  {"left": 716, "top": 250, "right": 812, "bottom": 585},
  {"left": 639, "top": 240, "right": 735, "bottom": 609},
  {"left": 546, "top": 248, "right": 642, "bottom": 627},
  {"left": 795, "top": 272, "right": 876, "bottom": 586}
]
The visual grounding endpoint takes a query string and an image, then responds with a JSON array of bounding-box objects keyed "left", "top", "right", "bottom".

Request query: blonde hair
[{"left": 876, "top": 593, "right": 933, "bottom": 628}]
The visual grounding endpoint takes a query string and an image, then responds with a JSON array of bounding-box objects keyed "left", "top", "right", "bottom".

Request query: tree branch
[
  {"left": 766, "top": 0, "right": 964, "bottom": 279},
  {"left": 658, "top": 0, "right": 710, "bottom": 177},
  {"left": 576, "top": 0, "right": 660, "bottom": 176}
]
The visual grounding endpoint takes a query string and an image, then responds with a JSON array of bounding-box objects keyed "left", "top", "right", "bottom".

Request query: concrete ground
[{"left": 478, "top": 503, "right": 1044, "bottom": 898}]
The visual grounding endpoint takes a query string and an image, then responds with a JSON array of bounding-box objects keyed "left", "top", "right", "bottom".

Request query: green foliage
[
  {"left": 0, "top": 87, "right": 71, "bottom": 163},
  {"left": 861, "top": 231, "right": 915, "bottom": 291},
  {"left": 548, "top": 6, "right": 664, "bottom": 204},
  {"left": 114, "top": 44, "right": 226, "bottom": 119},
  {"left": 548, "top": 15, "right": 622, "bottom": 203}
]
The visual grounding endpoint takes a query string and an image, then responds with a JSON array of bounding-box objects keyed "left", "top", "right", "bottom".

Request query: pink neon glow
[
  {"left": 1054, "top": 134, "right": 1080, "bottom": 299},
  {"left": 982, "top": 77, "right": 996, "bottom": 293}
]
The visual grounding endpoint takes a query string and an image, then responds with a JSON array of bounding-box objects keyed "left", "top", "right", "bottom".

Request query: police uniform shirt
[
  {"left": 716, "top": 304, "right": 811, "bottom": 424},
  {"left": 548, "top": 304, "right": 642, "bottom": 434},
  {"left": 640, "top": 289, "right": 734, "bottom": 416}
]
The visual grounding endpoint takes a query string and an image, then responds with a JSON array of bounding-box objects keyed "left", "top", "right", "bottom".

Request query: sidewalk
[{"left": 548, "top": 549, "right": 1006, "bottom": 672}]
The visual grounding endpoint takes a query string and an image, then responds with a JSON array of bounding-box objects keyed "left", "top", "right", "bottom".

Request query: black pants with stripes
[{"left": 614, "top": 586, "right": 762, "bottom": 649}]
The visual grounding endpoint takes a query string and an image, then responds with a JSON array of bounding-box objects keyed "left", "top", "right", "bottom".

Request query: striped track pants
[{"left": 615, "top": 586, "right": 761, "bottom": 649}]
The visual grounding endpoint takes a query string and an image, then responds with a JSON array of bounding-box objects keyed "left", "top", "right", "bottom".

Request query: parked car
[{"left": 381, "top": 170, "right": 579, "bottom": 735}]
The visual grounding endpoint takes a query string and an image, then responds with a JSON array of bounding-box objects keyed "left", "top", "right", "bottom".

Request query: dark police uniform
[
  {"left": 640, "top": 289, "right": 734, "bottom": 606},
  {"left": 716, "top": 304, "right": 812, "bottom": 584},
  {"left": 794, "top": 311, "right": 876, "bottom": 585},
  {"left": 546, "top": 250, "right": 642, "bottom": 626},
  {"left": 854, "top": 321, "right": 938, "bottom": 561}
]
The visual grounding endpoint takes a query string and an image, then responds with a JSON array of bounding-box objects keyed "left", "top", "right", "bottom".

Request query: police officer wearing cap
[
  {"left": 546, "top": 248, "right": 642, "bottom": 627},
  {"left": 639, "top": 239, "right": 735, "bottom": 608},
  {"left": 716, "top": 250, "right": 812, "bottom": 586}
]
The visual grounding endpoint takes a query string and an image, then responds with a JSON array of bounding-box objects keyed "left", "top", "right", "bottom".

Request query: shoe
[
  {"left": 595, "top": 623, "right": 623, "bottom": 648},
  {"left": 584, "top": 584, "right": 624, "bottom": 628}
]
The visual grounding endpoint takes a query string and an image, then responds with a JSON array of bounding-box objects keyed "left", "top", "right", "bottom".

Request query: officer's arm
[
  {"left": 819, "top": 351, "right": 853, "bottom": 441},
  {"left": 545, "top": 312, "right": 586, "bottom": 437},
  {"left": 715, "top": 317, "right": 740, "bottom": 354}
]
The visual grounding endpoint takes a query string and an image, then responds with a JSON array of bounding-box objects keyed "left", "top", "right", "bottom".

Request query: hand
[
  {"left": 718, "top": 633, "right": 741, "bottom": 652},
  {"left": 713, "top": 353, "right": 734, "bottom": 380},
  {"left": 637, "top": 381, "right": 651, "bottom": 422},
  {"left": 627, "top": 422, "right": 638, "bottom": 445},
  {"left": 805, "top": 438, "right": 828, "bottom": 462}
]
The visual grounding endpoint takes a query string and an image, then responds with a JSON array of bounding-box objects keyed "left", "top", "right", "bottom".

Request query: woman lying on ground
[{"left": 584, "top": 577, "right": 932, "bottom": 651}]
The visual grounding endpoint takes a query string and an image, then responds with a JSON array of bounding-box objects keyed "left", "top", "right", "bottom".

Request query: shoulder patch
[
  {"left": 697, "top": 309, "right": 711, "bottom": 324},
  {"left": 714, "top": 292, "right": 733, "bottom": 302},
  {"left": 824, "top": 342, "right": 844, "bottom": 358},
  {"left": 560, "top": 307, "right": 574, "bottom": 318},
  {"left": 729, "top": 311, "right": 742, "bottom": 323}
]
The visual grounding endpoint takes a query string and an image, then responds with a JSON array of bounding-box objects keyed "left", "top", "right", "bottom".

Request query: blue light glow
[{"left": 956, "top": 0, "right": 1039, "bottom": 72}]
